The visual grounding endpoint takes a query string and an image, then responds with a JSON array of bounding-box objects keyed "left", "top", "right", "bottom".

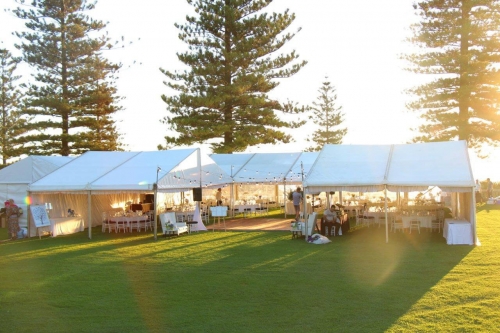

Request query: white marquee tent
[
  {"left": 304, "top": 141, "right": 476, "bottom": 243},
  {"left": 0, "top": 156, "right": 72, "bottom": 229},
  {"left": 28, "top": 149, "right": 232, "bottom": 238}
]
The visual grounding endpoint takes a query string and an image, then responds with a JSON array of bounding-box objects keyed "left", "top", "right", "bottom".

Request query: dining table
[
  {"left": 234, "top": 204, "right": 260, "bottom": 215},
  {"left": 109, "top": 215, "right": 147, "bottom": 231},
  {"left": 443, "top": 218, "right": 473, "bottom": 245},
  {"left": 50, "top": 217, "right": 85, "bottom": 237},
  {"left": 401, "top": 215, "right": 433, "bottom": 229}
]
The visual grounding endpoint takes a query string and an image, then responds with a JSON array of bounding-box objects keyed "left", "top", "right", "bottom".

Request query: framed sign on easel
[
  {"left": 30, "top": 204, "right": 51, "bottom": 239},
  {"left": 210, "top": 206, "right": 227, "bottom": 231}
]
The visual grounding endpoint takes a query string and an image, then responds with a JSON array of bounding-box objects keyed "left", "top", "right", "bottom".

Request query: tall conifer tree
[
  {"left": 405, "top": 0, "right": 500, "bottom": 152},
  {"left": 306, "top": 78, "right": 346, "bottom": 152},
  {"left": 13, "top": 0, "right": 122, "bottom": 156},
  {"left": 0, "top": 47, "right": 29, "bottom": 165},
  {"left": 161, "top": 0, "right": 307, "bottom": 153}
]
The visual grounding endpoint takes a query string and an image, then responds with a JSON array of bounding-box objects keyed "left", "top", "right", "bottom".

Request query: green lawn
[{"left": 0, "top": 205, "right": 499, "bottom": 333}]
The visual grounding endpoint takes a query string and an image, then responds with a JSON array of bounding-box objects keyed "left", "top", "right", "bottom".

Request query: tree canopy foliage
[
  {"left": 306, "top": 78, "right": 346, "bottom": 152},
  {"left": 0, "top": 47, "right": 30, "bottom": 165},
  {"left": 405, "top": 0, "right": 500, "bottom": 154},
  {"left": 13, "top": 0, "right": 122, "bottom": 156},
  {"left": 161, "top": 0, "right": 307, "bottom": 153}
]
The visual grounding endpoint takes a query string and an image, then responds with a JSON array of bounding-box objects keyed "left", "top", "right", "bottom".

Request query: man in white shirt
[{"left": 321, "top": 205, "right": 341, "bottom": 236}]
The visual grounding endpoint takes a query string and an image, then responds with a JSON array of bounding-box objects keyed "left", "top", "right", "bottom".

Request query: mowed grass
[{"left": 0, "top": 205, "right": 499, "bottom": 333}]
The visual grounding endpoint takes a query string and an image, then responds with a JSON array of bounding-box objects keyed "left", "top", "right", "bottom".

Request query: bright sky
[{"left": 0, "top": 0, "right": 498, "bottom": 181}]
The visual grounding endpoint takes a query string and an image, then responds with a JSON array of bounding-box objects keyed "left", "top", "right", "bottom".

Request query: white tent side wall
[{"left": 0, "top": 156, "right": 72, "bottom": 231}]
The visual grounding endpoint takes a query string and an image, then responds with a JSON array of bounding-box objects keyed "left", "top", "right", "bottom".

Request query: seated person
[{"left": 321, "top": 205, "right": 341, "bottom": 236}]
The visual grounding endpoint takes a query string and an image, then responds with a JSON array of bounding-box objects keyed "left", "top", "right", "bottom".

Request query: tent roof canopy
[
  {"left": 29, "top": 149, "right": 231, "bottom": 193},
  {"left": 304, "top": 141, "right": 475, "bottom": 193},
  {"left": 0, "top": 156, "right": 72, "bottom": 184},
  {"left": 210, "top": 152, "right": 319, "bottom": 184}
]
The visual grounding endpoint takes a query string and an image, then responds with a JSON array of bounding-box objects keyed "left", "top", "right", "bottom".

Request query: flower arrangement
[{"left": 165, "top": 221, "right": 175, "bottom": 230}]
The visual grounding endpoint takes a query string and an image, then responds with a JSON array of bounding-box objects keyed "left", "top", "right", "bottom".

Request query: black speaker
[
  {"left": 144, "top": 194, "right": 154, "bottom": 204},
  {"left": 193, "top": 187, "right": 202, "bottom": 202}
]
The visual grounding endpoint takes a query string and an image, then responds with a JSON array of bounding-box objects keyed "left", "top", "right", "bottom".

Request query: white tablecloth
[
  {"left": 50, "top": 217, "right": 84, "bottom": 237},
  {"left": 234, "top": 204, "right": 260, "bottom": 213},
  {"left": 402, "top": 215, "right": 433, "bottom": 228},
  {"left": 443, "top": 219, "right": 473, "bottom": 245},
  {"left": 364, "top": 212, "right": 395, "bottom": 220}
]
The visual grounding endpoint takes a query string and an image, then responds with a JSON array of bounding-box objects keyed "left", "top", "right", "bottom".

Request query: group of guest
[{"left": 321, "top": 204, "right": 349, "bottom": 237}]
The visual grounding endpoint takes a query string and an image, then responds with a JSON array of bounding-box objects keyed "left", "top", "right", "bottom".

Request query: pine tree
[
  {"left": 0, "top": 47, "right": 29, "bottom": 166},
  {"left": 13, "top": 0, "right": 122, "bottom": 156},
  {"left": 160, "top": 0, "right": 307, "bottom": 153},
  {"left": 306, "top": 78, "right": 346, "bottom": 152},
  {"left": 405, "top": 0, "right": 500, "bottom": 152}
]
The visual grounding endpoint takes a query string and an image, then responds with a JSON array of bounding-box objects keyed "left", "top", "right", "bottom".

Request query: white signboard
[
  {"left": 30, "top": 204, "right": 51, "bottom": 228},
  {"left": 210, "top": 206, "right": 227, "bottom": 217}
]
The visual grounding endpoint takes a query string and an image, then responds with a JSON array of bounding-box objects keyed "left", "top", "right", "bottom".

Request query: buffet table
[
  {"left": 443, "top": 219, "right": 473, "bottom": 245},
  {"left": 50, "top": 217, "right": 84, "bottom": 237}
]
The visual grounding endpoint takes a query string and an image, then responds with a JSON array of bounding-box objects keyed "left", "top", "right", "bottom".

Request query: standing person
[
  {"left": 292, "top": 187, "right": 303, "bottom": 221},
  {"left": 6, "top": 199, "right": 20, "bottom": 240},
  {"left": 487, "top": 178, "right": 493, "bottom": 199},
  {"left": 216, "top": 188, "right": 223, "bottom": 206},
  {"left": 475, "top": 179, "right": 483, "bottom": 204}
]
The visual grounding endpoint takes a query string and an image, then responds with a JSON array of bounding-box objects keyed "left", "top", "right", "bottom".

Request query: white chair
[
  {"left": 409, "top": 218, "right": 420, "bottom": 234},
  {"left": 116, "top": 217, "right": 128, "bottom": 233},
  {"left": 430, "top": 214, "right": 443, "bottom": 233},
  {"left": 130, "top": 218, "right": 141, "bottom": 232},
  {"left": 201, "top": 208, "right": 209, "bottom": 224},
  {"left": 430, "top": 209, "right": 444, "bottom": 233},
  {"left": 363, "top": 215, "right": 375, "bottom": 228},
  {"left": 391, "top": 215, "right": 404, "bottom": 233},
  {"left": 160, "top": 212, "right": 188, "bottom": 236},
  {"left": 355, "top": 211, "right": 364, "bottom": 226},
  {"left": 255, "top": 204, "right": 268, "bottom": 216},
  {"left": 376, "top": 215, "right": 385, "bottom": 228},
  {"left": 101, "top": 212, "right": 111, "bottom": 233},
  {"left": 243, "top": 208, "right": 252, "bottom": 217},
  {"left": 141, "top": 216, "right": 152, "bottom": 232}
]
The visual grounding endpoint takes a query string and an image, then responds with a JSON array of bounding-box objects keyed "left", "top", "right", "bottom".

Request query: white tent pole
[
  {"left": 87, "top": 190, "right": 92, "bottom": 239},
  {"left": 301, "top": 162, "right": 308, "bottom": 241},
  {"left": 27, "top": 191, "right": 31, "bottom": 238},
  {"left": 230, "top": 165, "right": 234, "bottom": 217},
  {"left": 154, "top": 166, "right": 161, "bottom": 241},
  {"left": 471, "top": 187, "right": 476, "bottom": 245},
  {"left": 283, "top": 180, "right": 287, "bottom": 219},
  {"left": 384, "top": 186, "right": 388, "bottom": 244}
]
